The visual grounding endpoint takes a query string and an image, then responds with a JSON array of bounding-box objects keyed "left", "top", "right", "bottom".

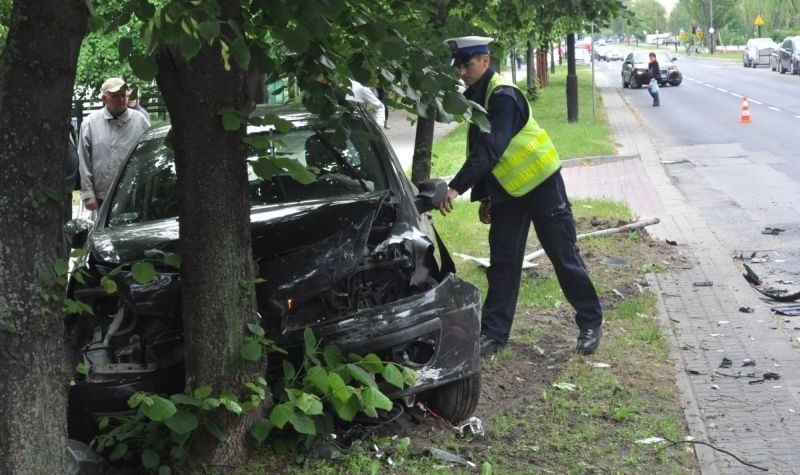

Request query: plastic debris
[
  {"left": 665, "top": 239, "right": 677, "bottom": 245},
  {"left": 635, "top": 437, "right": 666, "bottom": 444},
  {"left": 553, "top": 382, "right": 577, "bottom": 391},
  {"left": 612, "top": 288, "right": 626, "bottom": 300},
  {"left": 456, "top": 417, "right": 485, "bottom": 438},
  {"left": 761, "top": 227, "right": 785, "bottom": 235},
  {"left": 739, "top": 306, "right": 754, "bottom": 313},
  {"left": 425, "top": 448, "right": 476, "bottom": 468},
  {"left": 742, "top": 359, "right": 756, "bottom": 367},
  {"left": 719, "top": 357, "right": 733, "bottom": 368},
  {"left": 763, "top": 372, "right": 780, "bottom": 380},
  {"left": 772, "top": 303, "right": 800, "bottom": 316},
  {"left": 693, "top": 281, "right": 714, "bottom": 287},
  {"left": 590, "top": 362, "right": 611, "bottom": 368},
  {"left": 601, "top": 256, "right": 627, "bottom": 266}
]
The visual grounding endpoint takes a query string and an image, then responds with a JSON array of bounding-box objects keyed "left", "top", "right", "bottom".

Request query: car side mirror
[
  {"left": 64, "top": 218, "right": 93, "bottom": 249},
  {"left": 671, "top": 57, "right": 678, "bottom": 61},
  {"left": 414, "top": 179, "right": 448, "bottom": 214}
]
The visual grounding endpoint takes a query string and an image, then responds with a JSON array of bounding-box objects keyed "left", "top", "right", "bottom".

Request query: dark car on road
[
  {"left": 777, "top": 36, "right": 800, "bottom": 74},
  {"left": 621, "top": 51, "right": 682, "bottom": 89},
  {"left": 64, "top": 104, "right": 482, "bottom": 443}
]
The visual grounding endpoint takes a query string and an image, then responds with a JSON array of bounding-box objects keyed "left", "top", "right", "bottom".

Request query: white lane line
[
  {"left": 768, "top": 106, "right": 781, "bottom": 112},
  {"left": 716, "top": 88, "right": 728, "bottom": 93},
  {"left": 730, "top": 92, "right": 743, "bottom": 98},
  {"left": 749, "top": 99, "right": 763, "bottom": 105},
  {"left": 795, "top": 115, "right": 800, "bottom": 119},
  {"left": 705, "top": 83, "right": 715, "bottom": 88}
]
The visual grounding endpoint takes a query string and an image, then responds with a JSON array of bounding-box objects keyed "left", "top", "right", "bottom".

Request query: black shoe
[
  {"left": 480, "top": 334, "right": 504, "bottom": 356},
  {"left": 576, "top": 327, "right": 602, "bottom": 355}
]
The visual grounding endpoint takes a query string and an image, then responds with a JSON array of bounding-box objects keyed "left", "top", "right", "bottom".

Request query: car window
[{"left": 107, "top": 121, "right": 389, "bottom": 226}]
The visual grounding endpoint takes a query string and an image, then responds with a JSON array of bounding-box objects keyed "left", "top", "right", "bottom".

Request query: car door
[
  {"left": 780, "top": 39, "right": 792, "bottom": 72},
  {"left": 622, "top": 52, "right": 633, "bottom": 81}
]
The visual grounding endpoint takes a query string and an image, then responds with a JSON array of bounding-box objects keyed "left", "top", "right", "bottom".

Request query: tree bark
[
  {"left": 526, "top": 40, "right": 535, "bottom": 91},
  {"left": 411, "top": 107, "right": 436, "bottom": 185},
  {"left": 0, "top": 0, "right": 88, "bottom": 473},
  {"left": 566, "top": 33, "right": 579, "bottom": 123},
  {"left": 536, "top": 46, "right": 548, "bottom": 88},
  {"left": 154, "top": 1, "right": 268, "bottom": 470}
]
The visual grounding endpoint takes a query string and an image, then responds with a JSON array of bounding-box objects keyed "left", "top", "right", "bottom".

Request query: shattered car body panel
[{"left": 65, "top": 104, "right": 481, "bottom": 443}]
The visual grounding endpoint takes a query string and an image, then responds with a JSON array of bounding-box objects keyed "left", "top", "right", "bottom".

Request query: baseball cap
[{"left": 99, "top": 77, "right": 128, "bottom": 98}]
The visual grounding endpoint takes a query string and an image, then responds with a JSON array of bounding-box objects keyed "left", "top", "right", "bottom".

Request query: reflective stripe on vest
[{"left": 484, "top": 73, "right": 561, "bottom": 197}]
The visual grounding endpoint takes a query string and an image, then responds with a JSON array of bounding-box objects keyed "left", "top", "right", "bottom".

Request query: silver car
[{"left": 743, "top": 38, "right": 777, "bottom": 68}]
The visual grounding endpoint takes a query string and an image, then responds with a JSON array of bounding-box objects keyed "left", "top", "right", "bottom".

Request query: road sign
[{"left": 754, "top": 15, "right": 765, "bottom": 26}]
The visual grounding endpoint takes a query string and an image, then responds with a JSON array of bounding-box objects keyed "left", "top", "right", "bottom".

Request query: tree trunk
[
  {"left": 0, "top": 0, "right": 88, "bottom": 473},
  {"left": 154, "top": 1, "right": 268, "bottom": 470},
  {"left": 566, "top": 33, "right": 579, "bottom": 123},
  {"left": 527, "top": 40, "right": 535, "bottom": 91},
  {"left": 411, "top": 107, "right": 436, "bottom": 185},
  {"left": 536, "top": 47, "right": 548, "bottom": 88}
]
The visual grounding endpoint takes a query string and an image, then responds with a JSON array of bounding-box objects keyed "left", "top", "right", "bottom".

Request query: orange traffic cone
[{"left": 740, "top": 97, "right": 752, "bottom": 123}]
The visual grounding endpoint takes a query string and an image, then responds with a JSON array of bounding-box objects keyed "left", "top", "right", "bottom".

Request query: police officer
[{"left": 438, "top": 36, "right": 603, "bottom": 356}]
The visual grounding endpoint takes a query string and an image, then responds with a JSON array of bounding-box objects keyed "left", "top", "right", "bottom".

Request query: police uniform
[{"left": 444, "top": 36, "right": 603, "bottom": 355}]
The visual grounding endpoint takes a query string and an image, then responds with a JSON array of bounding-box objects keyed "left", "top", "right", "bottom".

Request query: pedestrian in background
[
  {"left": 78, "top": 77, "right": 149, "bottom": 212},
  {"left": 437, "top": 36, "right": 603, "bottom": 357},
  {"left": 347, "top": 79, "right": 385, "bottom": 128},
  {"left": 127, "top": 87, "right": 150, "bottom": 123},
  {"left": 648, "top": 52, "right": 661, "bottom": 107}
]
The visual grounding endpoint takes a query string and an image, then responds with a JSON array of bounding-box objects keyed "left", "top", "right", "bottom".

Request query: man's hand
[
  {"left": 438, "top": 188, "right": 460, "bottom": 215},
  {"left": 84, "top": 197, "right": 99, "bottom": 211}
]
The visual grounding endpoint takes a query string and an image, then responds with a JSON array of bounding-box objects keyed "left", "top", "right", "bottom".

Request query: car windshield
[
  {"left": 107, "top": 118, "right": 389, "bottom": 226},
  {"left": 633, "top": 52, "right": 672, "bottom": 64}
]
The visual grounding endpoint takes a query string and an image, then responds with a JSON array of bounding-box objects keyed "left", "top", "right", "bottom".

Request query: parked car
[
  {"left": 743, "top": 38, "right": 777, "bottom": 68},
  {"left": 771, "top": 45, "right": 781, "bottom": 71},
  {"left": 64, "top": 103, "right": 482, "bottom": 444},
  {"left": 593, "top": 44, "right": 608, "bottom": 61},
  {"left": 621, "top": 51, "right": 682, "bottom": 88},
  {"left": 777, "top": 36, "right": 800, "bottom": 74},
  {"left": 606, "top": 47, "right": 623, "bottom": 61}
]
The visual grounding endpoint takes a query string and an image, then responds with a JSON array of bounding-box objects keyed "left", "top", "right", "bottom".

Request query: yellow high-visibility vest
[{"left": 483, "top": 73, "right": 561, "bottom": 197}]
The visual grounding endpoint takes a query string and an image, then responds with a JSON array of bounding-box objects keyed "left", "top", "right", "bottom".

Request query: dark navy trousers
[{"left": 480, "top": 172, "right": 603, "bottom": 344}]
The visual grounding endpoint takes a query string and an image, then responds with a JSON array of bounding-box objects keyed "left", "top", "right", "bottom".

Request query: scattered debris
[
  {"left": 772, "top": 304, "right": 800, "bottom": 316},
  {"left": 612, "top": 288, "right": 626, "bottom": 300},
  {"left": 635, "top": 436, "right": 666, "bottom": 445},
  {"left": 719, "top": 357, "right": 733, "bottom": 369},
  {"left": 741, "top": 264, "right": 800, "bottom": 302},
  {"left": 761, "top": 227, "right": 785, "bottom": 235},
  {"left": 742, "top": 359, "right": 756, "bottom": 367},
  {"left": 590, "top": 362, "right": 611, "bottom": 368},
  {"left": 693, "top": 281, "right": 714, "bottom": 287},
  {"left": 553, "top": 382, "right": 577, "bottom": 391},
  {"left": 739, "top": 306, "right": 754, "bottom": 313},
  {"left": 425, "top": 448, "right": 476, "bottom": 468},
  {"left": 601, "top": 256, "right": 628, "bottom": 266},
  {"left": 763, "top": 372, "right": 781, "bottom": 380},
  {"left": 742, "top": 264, "right": 762, "bottom": 286},
  {"left": 665, "top": 239, "right": 678, "bottom": 246},
  {"left": 778, "top": 279, "right": 795, "bottom": 285},
  {"left": 455, "top": 417, "right": 485, "bottom": 439},
  {"left": 717, "top": 320, "right": 730, "bottom": 325}
]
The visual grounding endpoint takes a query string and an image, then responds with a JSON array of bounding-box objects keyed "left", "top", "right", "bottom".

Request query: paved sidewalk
[
  {"left": 384, "top": 69, "right": 800, "bottom": 473},
  {"left": 564, "top": 70, "right": 800, "bottom": 473}
]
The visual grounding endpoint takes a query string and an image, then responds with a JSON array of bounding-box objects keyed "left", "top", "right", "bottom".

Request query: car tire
[
  {"left": 670, "top": 79, "right": 682, "bottom": 87},
  {"left": 421, "top": 372, "right": 481, "bottom": 423},
  {"left": 780, "top": 62, "right": 786, "bottom": 74},
  {"left": 622, "top": 76, "right": 629, "bottom": 88}
]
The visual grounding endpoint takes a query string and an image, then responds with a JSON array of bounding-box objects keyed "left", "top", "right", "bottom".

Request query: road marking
[
  {"left": 768, "top": 106, "right": 781, "bottom": 112},
  {"left": 730, "top": 93, "right": 743, "bottom": 98},
  {"left": 749, "top": 99, "right": 763, "bottom": 105},
  {"left": 795, "top": 115, "right": 800, "bottom": 119},
  {"left": 705, "top": 83, "right": 715, "bottom": 88},
  {"left": 716, "top": 88, "right": 728, "bottom": 93}
]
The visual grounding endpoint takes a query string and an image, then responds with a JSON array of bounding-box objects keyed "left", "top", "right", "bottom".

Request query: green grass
[{"left": 431, "top": 64, "right": 615, "bottom": 178}]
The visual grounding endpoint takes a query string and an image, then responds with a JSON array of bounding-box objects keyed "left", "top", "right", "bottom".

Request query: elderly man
[
  {"left": 437, "top": 36, "right": 603, "bottom": 356},
  {"left": 78, "top": 77, "right": 150, "bottom": 211}
]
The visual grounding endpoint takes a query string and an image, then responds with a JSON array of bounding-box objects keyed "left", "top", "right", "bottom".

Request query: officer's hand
[
  {"left": 478, "top": 200, "right": 491, "bottom": 224},
  {"left": 84, "top": 197, "right": 99, "bottom": 211},
  {"left": 438, "top": 188, "right": 460, "bottom": 215}
]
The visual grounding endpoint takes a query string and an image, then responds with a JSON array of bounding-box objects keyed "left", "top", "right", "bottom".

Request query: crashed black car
[{"left": 65, "top": 104, "right": 481, "bottom": 443}]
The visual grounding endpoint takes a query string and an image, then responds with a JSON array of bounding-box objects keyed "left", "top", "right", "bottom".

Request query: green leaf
[
  {"left": 361, "top": 387, "right": 392, "bottom": 411},
  {"left": 247, "top": 322, "right": 265, "bottom": 337},
  {"left": 2, "top": 323, "right": 17, "bottom": 334},
  {"left": 109, "top": 442, "right": 128, "bottom": 461},
  {"left": 131, "top": 261, "right": 156, "bottom": 284},
  {"left": 382, "top": 363, "right": 404, "bottom": 389},
  {"left": 100, "top": 276, "right": 117, "bottom": 294},
  {"left": 164, "top": 409, "right": 199, "bottom": 434},
  {"left": 330, "top": 394, "right": 360, "bottom": 421},
  {"left": 203, "top": 419, "right": 227, "bottom": 442},
  {"left": 158, "top": 465, "right": 172, "bottom": 475},
  {"left": 88, "top": 15, "right": 104, "bottom": 33},
  {"left": 305, "top": 365, "right": 329, "bottom": 394},
  {"left": 221, "top": 396, "right": 243, "bottom": 415},
  {"left": 289, "top": 412, "right": 317, "bottom": 435},
  {"left": 130, "top": 54, "right": 158, "bottom": 82},
  {"left": 180, "top": 35, "right": 202, "bottom": 59},
  {"left": 269, "top": 401, "right": 295, "bottom": 428},
  {"left": 118, "top": 37, "right": 133, "bottom": 59},
  {"left": 141, "top": 448, "right": 160, "bottom": 470},
  {"left": 219, "top": 108, "right": 242, "bottom": 131},
  {"left": 303, "top": 327, "right": 317, "bottom": 359},
  {"left": 347, "top": 363, "right": 377, "bottom": 389},
  {"left": 240, "top": 340, "right": 262, "bottom": 362},
  {"left": 322, "top": 344, "right": 343, "bottom": 368},
  {"left": 402, "top": 367, "right": 418, "bottom": 387},
  {"left": 443, "top": 90, "right": 469, "bottom": 115},
  {"left": 170, "top": 394, "right": 202, "bottom": 407},
  {"left": 194, "top": 385, "right": 213, "bottom": 399},
  {"left": 295, "top": 393, "right": 323, "bottom": 416},
  {"left": 250, "top": 418, "right": 273, "bottom": 443},
  {"left": 282, "top": 360, "right": 296, "bottom": 382},
  {"left": 76, "top": 362, "right": 89, "bottom": 376},
  {"left": 284, "top": 26, "right": 310, "bottom": 54},
  {"left": 230, "top": 36, "right": 251, "bottom": 70},
  {"left": 142, "top": 395, "right": 177, "bottom": 421},
  {"left": 198, "top": 20, "right": 219, "bottom": 43},
  {"left": 53, "top": 259, "right": 69, "bottom": 277},
  {"left": 328, "top": 372, "right": 351, "bottom": 402},
  {"left": 360, "top": 353, "right": 383, "bottom": 373},
  {"left": 269, "top": 157, "right": 317, "bottom": 184},
  {"left": 163, "top": 252, "right": 181, "bottom": 268}
]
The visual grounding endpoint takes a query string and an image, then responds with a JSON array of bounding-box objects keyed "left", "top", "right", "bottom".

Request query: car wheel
[
  {"left": 780, "top": 62, "right": 786, "bottom": 74},
  {"left": 421, "top": 372, "right": 481, "bottom": 423},
  {"left": 670, "top": 79, "right": 682, "bottom": 87},
  {"left": 792, "top": 62, "right": 796, "bottom": 75},
  {"left": 622, "top": 76, "right": 629, "bottom": 88}
]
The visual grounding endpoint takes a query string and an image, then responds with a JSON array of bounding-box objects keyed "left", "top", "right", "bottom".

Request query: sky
[{"left": 657, "top": 0, "right": 677, "bottom": 14}]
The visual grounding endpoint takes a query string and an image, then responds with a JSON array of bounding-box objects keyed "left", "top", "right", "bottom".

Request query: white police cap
[{"left": 444, "top": 36, "right": 494, "bottom": 66}]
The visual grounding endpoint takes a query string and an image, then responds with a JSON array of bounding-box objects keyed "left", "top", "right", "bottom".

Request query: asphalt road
[{"left": 596, "top": 51, "right": 800, "bottom": 286}]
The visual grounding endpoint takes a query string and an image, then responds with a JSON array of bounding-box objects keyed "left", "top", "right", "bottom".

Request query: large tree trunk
[
  {"left": 154, "top": 1, "right": 268, "bottom": 470},
  {"left": 526, "top": 40, "right": 535, "bottom": 91},
  {"left": 536, "top": 45, "right": 549, "bottom": 88},
  {"left": 411, "top": 107, "right": 436, "bottom": 185},
  {"left": 566, "top": 33, "right": 579, "bottom": 123},
  {"left": 0, "top": 0, "right": 88, "bottom": 473}
]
